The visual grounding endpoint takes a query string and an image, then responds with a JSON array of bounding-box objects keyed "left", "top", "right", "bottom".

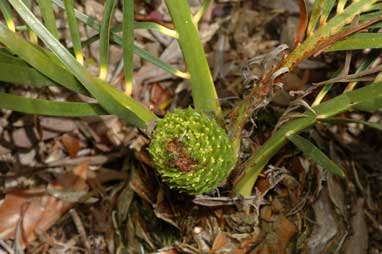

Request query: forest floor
[{"left": 0, "top": 0, "right": 381, "bottom": 253}]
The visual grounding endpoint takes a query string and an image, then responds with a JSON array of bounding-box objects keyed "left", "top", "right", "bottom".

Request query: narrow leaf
[
  {"left": 352, "top": 93, "right": 382, "bottom": 112},
  {"left": 359, "top": 10, "right": 382, "bottom": 24},
  {"left": 36, "top": 0, "right": 59, "bottom": 38},
  {"left": 345, "top": 53, "right": 378, "bottom": 91},
  {"left": 111, "top": 22, "right": 178, "bottom": 38},
  {"left": 22, "top": 0, "right": 38, "bottom": 43},
  {"left": 8, "top": 0, "right": 157, "bottom": 128},
  {"left": 165, "top": 0, "right": 222, "bottom": 119},
  {"left": 193, "top": 0, "right": 211, "bottom": 24},
  {"left": 294, "top": 0, "right": 308, "bottom": 48},
  {"left": 63, "top": 0, "right": 83, "bottom": 64},
  {"left": 312, "top": 84, "right": 333, "bottom": 107},
  {"left": 0, "top": 92, "right": 106, "bottom": 116},
  {"left": 282, "top": 0, "right": 379, "bottom": 70},
  {"left": 51, "top": 0, "right": 189, "bottom": 79},
  {"left": 328, "top": 33, "right": 382, "bottom": 51},
  {"left": 307, "top": 0, "right": 323, "bottom": 37},
  {"left": 319, "top": 0, "right": 336, "bottom": 26},
  {"left": 127, "top": 39, "right": 189, "bottom": 79},
  {"left": 313, "top": 17, "right": 382, "bottom": 57},
  {"left": 122, "top": 0, "right": 134, "bottom": 96},
  {"left": 134, "top": 21, "right": 178, "bottom": 38},
  {"left": 312, "top": 66, "right": 347, "bottom": 106},
  {"left": 99, "top": 0, "right": 117, "bottom": 79},
  {"left": 321, "top": 117, "right": 382, "bottom": 131},
  {"left": 336, "top": 0, "right": 347, "bottom": 14},
  {"left": 0, "top": 61, "right": 54, "bottom": 87},
  {"left": 0, "top": 24, "right": 88, "bottom": 94},
  {"left": 234, "top": 82, "right": 382, "bottom": 196},
  {"left": 0, "top": 0, "right": 16, "bottom": 31},
  {"left": 287, "top": 133, "right": 345, "bottom": 177}
]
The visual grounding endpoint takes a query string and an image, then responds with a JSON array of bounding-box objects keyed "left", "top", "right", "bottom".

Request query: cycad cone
[{"left": 148, "top": 108, "right": 236, "bottom": 194}]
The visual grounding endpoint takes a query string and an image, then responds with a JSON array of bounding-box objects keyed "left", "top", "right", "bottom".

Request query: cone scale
[{"left": 148, "top": 108, "right": 235, "bottom": 194}]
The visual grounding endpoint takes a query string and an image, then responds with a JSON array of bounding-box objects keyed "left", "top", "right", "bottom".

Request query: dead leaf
[
  {"left": 239, "top": 229, "right": 264, "bottom": 252},
  {"left": 0, "top": 161, "right": 89, "bottom": 249},
  {"left": 260, "top": 205, "right": 273, "bottom": 222},
  {"left": 150, "top": 83, "right": 173, "bottom": 112},
  {"left": 129, "top": 165, "right": 156, "bottom": 204},
  {"left": 274, "top": 215, "right": 297, "bottom": 251},
  {"left": 153, "top": 187, "right": 180, "bottom": 230},
  {"left": 61, "top": 134, "right": 81, "bottom": 158},
  {"left": 3, "top": 127, "right": 58, "bottom": 148},
  {"left": 39, "top": 117, "right": 77, "bottom": 133},
  {"left": 210, "top": 231, "right": 229, "bottom": 252},
  {"left": 306, "top": 189, "right": 338, "bottom": 254},
  {"left": 251, "top": 215, "right": 296, "bottom": 254},
  {"left": 343, "top": 199, "right": 368, "bottom": 254},
  {"left": 327, "top": 174, "right": 346, "bottom": 216},
  {"left": 294, "top": 0, "right": 308, "bottom": 48}
]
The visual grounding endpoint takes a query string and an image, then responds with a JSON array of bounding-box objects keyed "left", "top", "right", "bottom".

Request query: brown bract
[
  {"left": 166, "top": 139, "right": 198, "bottom": 172},
  {"left": 61, "top": 134, "right": 81, "bottom": 158}
]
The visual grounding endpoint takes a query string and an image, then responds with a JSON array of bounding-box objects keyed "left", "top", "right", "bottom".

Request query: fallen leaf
[
  {"left": 306, "top": 189, "right": 338, "bottom": 253},
  {"left": 0, "top": 161, "right": 89, "bottom": 249},
  {"left": 153, "top": 186, "right": 180, "bottom": 230},
  {"left": 61, "top": 134, "right": 81, "bottom": 158},
  {"left": 129, "top": 165, "right": 156, "bottom": 204},
  {"left": 274, "top": 215, "right": 297, "bottom": 251},
  {"left": 343, "top": 199, "right": 368, "bottom": 254},
  {"left": 210, "top": 231, "right": 229, "bottom": 252},
  {"left": 251, "top": 215, "right": 296, "bottom": 254},
  {"left": 40, "top": 117, "right": 77, "bottom": 133},
  {"left": 3, "top": 127, "right": 58, "bottom": 148},
  {"left": 150, "top": 83, "right": 173, "bottom": 113}
]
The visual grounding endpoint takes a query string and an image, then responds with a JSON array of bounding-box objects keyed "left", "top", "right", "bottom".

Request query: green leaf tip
[{"left": 148, "top": 108, "right": 236, "bottom": 194}]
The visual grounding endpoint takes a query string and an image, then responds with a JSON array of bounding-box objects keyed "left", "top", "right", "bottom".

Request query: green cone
[{"left": 148, "top": 108, "right": 236, "bottom": 194}]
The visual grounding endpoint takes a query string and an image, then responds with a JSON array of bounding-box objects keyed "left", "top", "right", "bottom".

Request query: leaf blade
[
  {"left": 165, "top": 0, "right": 222, "bottom": 118},
  {"left": 287, "top": 133, "right": 345, "bottom": 177},
  {"left": 0, "top": 61, "right": 54, "bottom": 87},
  {"left": 36, "top": 0, "right": 59, "bottom": 38},
  {"left": 0, "top": 92, "right": 106, "bottom": 116},
  {"left": 8, "top": 0, "right": 157, "bottom": 128},
  {"left": 51, "top": 0, "right": 189, "bottom": 79},
  {"left": 122, "top": 0, "right": 134, "bottom": 96},
  {"left": 0, "top": 0, "right": 16, "bottom": 31},
  {"left": 321, "top": 117, "right": 382, "bottom": 131},
  {"left": 99, "top": 0, "right": 116, "bottom": 79},
  {"left": 0, "top": 25, "right": 88, "bottom": 94},
  {"left": 63, "top": 0, "right": 84, "bottom": 64},
  {"left": 234, "top": 82, "right": 382, "bottom": 196},
  {"left": 320, "top": 0, "right": 336, "bottom": 25},
  {"left": 328, "top": 33, "right": 382, "bottom": 51},
  {"left": 283, "top": 0, "right": 379, "bottom": 70}
]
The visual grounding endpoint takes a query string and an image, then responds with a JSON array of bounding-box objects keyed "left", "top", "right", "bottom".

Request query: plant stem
[
  {"left": 281, "top": 0, "right": 378, "bottom": 70},
  {"left": 233, "top": 115, "right": 315, "bottom": 196},
  {"left": 233, "top": 82, "right": 382, "bottom": 196},
  {"left": 164, "top": 0, "right": 222, "bottom": 120},
  {"left": 232, "top": 0, "right": 381, "bottom": 196}
]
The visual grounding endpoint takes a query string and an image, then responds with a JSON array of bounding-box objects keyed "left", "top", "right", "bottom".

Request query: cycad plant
[{"left": 0, "top": 0, "right": 382, "bottom": 196}]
